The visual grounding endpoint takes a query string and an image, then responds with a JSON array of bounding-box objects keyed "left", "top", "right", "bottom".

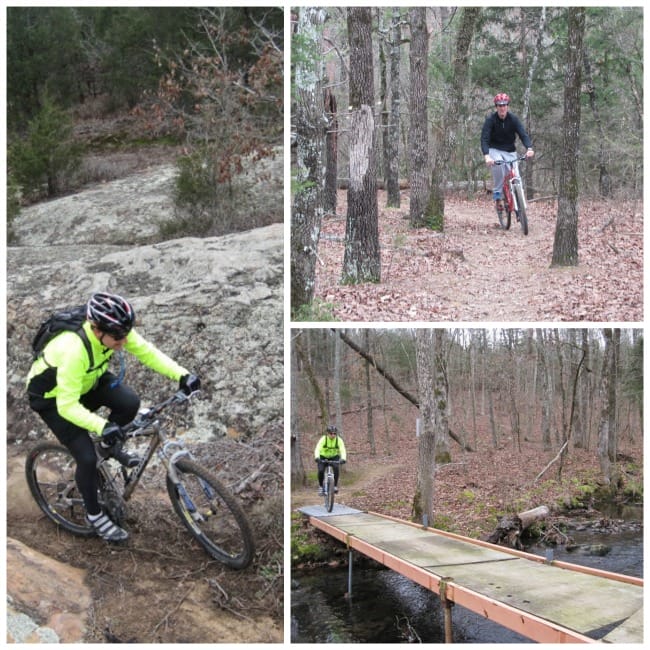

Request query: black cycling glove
[
  {"left": 180, "top": 374, "right": 201, "bottom": 395},
  {"left": 101, "top": 422, "right": 124, "bottom": 446}
]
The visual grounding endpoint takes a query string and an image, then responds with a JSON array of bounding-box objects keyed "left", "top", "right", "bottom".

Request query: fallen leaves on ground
[{"left": 314, "top": 192, "right": 642, "bottom": 322}]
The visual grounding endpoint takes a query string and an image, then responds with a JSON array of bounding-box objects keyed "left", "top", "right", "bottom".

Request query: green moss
[
  {"left": 291, "top": 514, "right": 330, "bottom": 563},
  {"left": 292, "top": 298, "right": 339, "bottom": 322},
  {"left": 460, "top": 489, "right": 476, "bottom": 503}
]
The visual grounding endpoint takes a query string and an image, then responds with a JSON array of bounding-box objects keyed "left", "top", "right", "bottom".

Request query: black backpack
[{"left": 32, "top": 305, "right": 94, "bottom": 368}]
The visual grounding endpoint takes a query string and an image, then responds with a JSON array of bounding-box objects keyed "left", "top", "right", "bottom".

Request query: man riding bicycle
[
  {"left": 314, "top": 424, "right": 347, "bottom": 495},
  {"left": 481, "top": 93, "right": 535, "bottom": 217},
  {"left": 26, "top": 292, "right": 200, "bottom": 543}
]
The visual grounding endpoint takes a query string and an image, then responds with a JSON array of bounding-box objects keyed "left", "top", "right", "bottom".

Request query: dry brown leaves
[{"left": 313, "top": 192, "right": 643, "bottom": 322}]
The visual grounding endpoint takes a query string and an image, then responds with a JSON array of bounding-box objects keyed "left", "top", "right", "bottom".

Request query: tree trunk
[
  {"left": 334, "top": 333, "right": 343, "bottom": 433},
  {"left": 427, "top": 7, "right": 480, "bottom": 229},
  {"left": 583, "top": 50, "right": 611, "bottom": 197},
  {"left": 487, "top": 506, "right": 550, "bottom": 549},
  {"left": 295, "top": 331, "right": 328, "bottom": 430},
  {"left": 432, "top": 330, "right": 451, "bottom": 464},
  {"left": 291, "top": 8, "right": 328, "bottom": 313},
  {"left": 323, "top": 88, "right": 339, "bottom": 214},
  {"left": 364, "top": 330, "right": 376, "bottom": 455},
  {"left": 413, "top": 330, "right": 436, "bottom": 524},
  {"left": 551, "top": 7, "right": 585, "bottom": 266},
  {"left": 290, "top": 338, "right": 306, "bottom": 486},
  {"left": 342, "top": 7, "right": 381, "bottom": 284},
  {"left": 597, "top": 329, "right": 616, "bottom": 484},
  {"left": 408, "top": 7, "right": 429, "bottom": 227},
  {"left": 536, "top": 328, "right": 553, "bottom": 451},
  {"left": 385, "top": 7, "right": 402, "bottom": 208},
  {"left": 522, "top": 7, "right": 545, "bottom": 200}
]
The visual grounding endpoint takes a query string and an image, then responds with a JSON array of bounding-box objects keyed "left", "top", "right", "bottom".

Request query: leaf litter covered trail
[{"left": 314, "top": 192, "right": 643, "bottom": 322}]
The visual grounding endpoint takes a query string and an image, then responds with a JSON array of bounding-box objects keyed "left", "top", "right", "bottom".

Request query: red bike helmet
[{"left": 494, "top": 93, "right": 510, "bottom": 106}]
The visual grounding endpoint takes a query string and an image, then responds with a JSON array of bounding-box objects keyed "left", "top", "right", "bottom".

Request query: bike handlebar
[
  {"left": 316, "top": 458, "right": 345, "bottom": 465},
  {"left": 493, "top": 154, "right": 528, "bottom": 165},
  {"left": 123, "top": 389, "right": 200, "bottom": 435}
]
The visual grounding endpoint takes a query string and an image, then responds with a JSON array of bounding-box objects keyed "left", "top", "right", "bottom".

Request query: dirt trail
[
  {"left": 7, "top": 446, "right": 281, "bottom": 643},
  {"left": 291, "top": 461, "right": 398, "bottom": 513},
  {"left": 314, "top": 193, "right": 642, "bottom": 321}
]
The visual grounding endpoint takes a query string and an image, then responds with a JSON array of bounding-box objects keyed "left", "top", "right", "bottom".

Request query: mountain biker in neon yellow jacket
[
  {"left": 481, "top": 93, "right": 535, "bottom": 213},
  {"left": 314, "top": 424, "right": 347, "bottom": 495},
  {"left": 26, "top": 292, "right": 201, "bottom": 543}
]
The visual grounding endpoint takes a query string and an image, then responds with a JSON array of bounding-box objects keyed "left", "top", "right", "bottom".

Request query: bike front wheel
[
  {"left": 496, "top": 192, "right": 511, "bottom": 230},
  {"left": 167, "top": 459, "right": 255, "bottom": 569},
  {"left": 513, "top": 183, "right": 528, "bottom": 235},
  {"left": 325, "top": 472, "right": 335, "bottom": 512},
  {"left": 25, "top": 442, "right": 95, "bottom": 537}
]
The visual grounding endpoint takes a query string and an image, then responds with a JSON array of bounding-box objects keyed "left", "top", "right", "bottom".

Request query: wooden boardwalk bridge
[{"left": 298, "top": 506, "right": 643, "bottom": 643}]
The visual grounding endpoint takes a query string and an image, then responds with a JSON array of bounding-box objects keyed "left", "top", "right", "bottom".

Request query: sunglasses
[{"left": 103, "top": 328, "right": 129, "bottom": 341}]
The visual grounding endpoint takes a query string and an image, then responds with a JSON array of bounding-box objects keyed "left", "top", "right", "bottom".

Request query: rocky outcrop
[{"left": 7, "top": 164, "right": 283, "bottom": 444}]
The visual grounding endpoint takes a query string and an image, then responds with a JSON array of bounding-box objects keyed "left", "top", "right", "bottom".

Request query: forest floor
[
  {"left": 313, "top": 191, "right": 643, "bottom": 322},
  {"left": 291, "top": 409, "right": 643, "bottom": 564}
]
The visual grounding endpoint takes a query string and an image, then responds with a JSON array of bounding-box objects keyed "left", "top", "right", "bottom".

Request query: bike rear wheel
[
  {"left": 25, "top": 442, "right": 95, "bottom": 536},
  {"left": 513, "top": 183, "right": 528, "bottom": 235},
  {"left": 325, "top": 471, "right": 335, "bottom": 512},
  {"left": 167, "top": 459, "right": 255, "bottom": 569}
]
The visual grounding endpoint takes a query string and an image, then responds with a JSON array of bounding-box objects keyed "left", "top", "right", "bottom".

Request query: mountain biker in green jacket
[
  {"left": 481, "top": 93, "right": 535, "bottom": 214},
  {"left": 26, "top": 292, "right": 201, "bottom": 543},
  {"left": 314, "top": 424, "right": 347, "bottom": 495}
]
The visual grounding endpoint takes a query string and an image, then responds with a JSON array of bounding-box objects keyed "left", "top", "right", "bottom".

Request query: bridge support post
[
  {"left": 440, "top": 578, "right": 454, "bottom": 643},
  {"left": 348, "top": 550, "right": 353, "bottom": 597}
]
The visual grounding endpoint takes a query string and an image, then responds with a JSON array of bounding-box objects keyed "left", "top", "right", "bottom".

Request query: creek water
[{"left": 291, "top": 509, "right": 642, "bottom": 644}]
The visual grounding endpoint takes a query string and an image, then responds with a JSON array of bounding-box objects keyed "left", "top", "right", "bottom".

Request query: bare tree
[
  {"left": 364, "top": 330, "right": 376, "bottom": 454},
  {"left": 598, "top": 328, "right": 618, "bottom": 484},
  {"left": 551, "top": 7, "right": 586, "bottom": 266},
  {"left": 413, "top": 329, "right": 436, "bottom": 524},
  {"left": 342, "top": 7, "right": 381, "bottom": 284},
  {"left": 290, "top": 335, "right": 306, "bottom": 486}
]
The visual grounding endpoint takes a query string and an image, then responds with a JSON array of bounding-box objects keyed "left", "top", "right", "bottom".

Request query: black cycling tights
[{"left": 30, "top": 372, "right": 140, "bottom": 515}]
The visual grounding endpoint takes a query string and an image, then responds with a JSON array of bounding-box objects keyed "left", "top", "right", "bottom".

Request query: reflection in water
[{"left": 292, "top": 567, "right": 531, "bottom": 643}]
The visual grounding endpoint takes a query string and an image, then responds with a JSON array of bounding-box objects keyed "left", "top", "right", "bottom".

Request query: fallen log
[{"left": 486, "top": 505, "right": 550, "bottom": 549}]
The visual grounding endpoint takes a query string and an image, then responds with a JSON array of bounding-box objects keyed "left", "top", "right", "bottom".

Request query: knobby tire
[
  {"left": 25, "top": 442, "right": 95, "bottom": 537},
  {"left": 167, "top": 458, "right": 255, "bottom": 569},
  {"left": 498, "top": 190, "right": 511, "bottom": 230},
  {"left": 325, "top": 471, "right": 335, "bottom": 512},
  {"left": 513, "top": 183, "right": 528, "bottom": 235}
]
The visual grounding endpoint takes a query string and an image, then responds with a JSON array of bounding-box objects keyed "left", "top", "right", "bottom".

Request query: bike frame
[
  {"left": 98, "top": 392, "right": 197, "bottom": 507},
  {"left": 496, "top": 155, "right": 527, "bottom": 216}
]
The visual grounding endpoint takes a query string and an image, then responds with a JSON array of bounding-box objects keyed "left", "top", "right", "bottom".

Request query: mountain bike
[
  {"left": 321, "top": 459, "right": 343, "bottom": 512},
  {"left": 25, "top": 390, "right": 255, "bottom": 569},
  {"left": 494, "top": 154, "right": 529, "bottom": 235}
]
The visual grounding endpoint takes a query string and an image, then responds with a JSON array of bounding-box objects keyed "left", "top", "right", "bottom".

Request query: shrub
[{"left": 9, "top": 95, "right": 82, "bottom": 199}]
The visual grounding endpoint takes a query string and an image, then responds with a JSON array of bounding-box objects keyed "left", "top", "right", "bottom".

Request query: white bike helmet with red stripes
[
  {"left": 86, "top": 292, "right": 135, "bottom": 338},
  {"left": 494, "top": 93, "right": 510, "bottom": 106}
]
